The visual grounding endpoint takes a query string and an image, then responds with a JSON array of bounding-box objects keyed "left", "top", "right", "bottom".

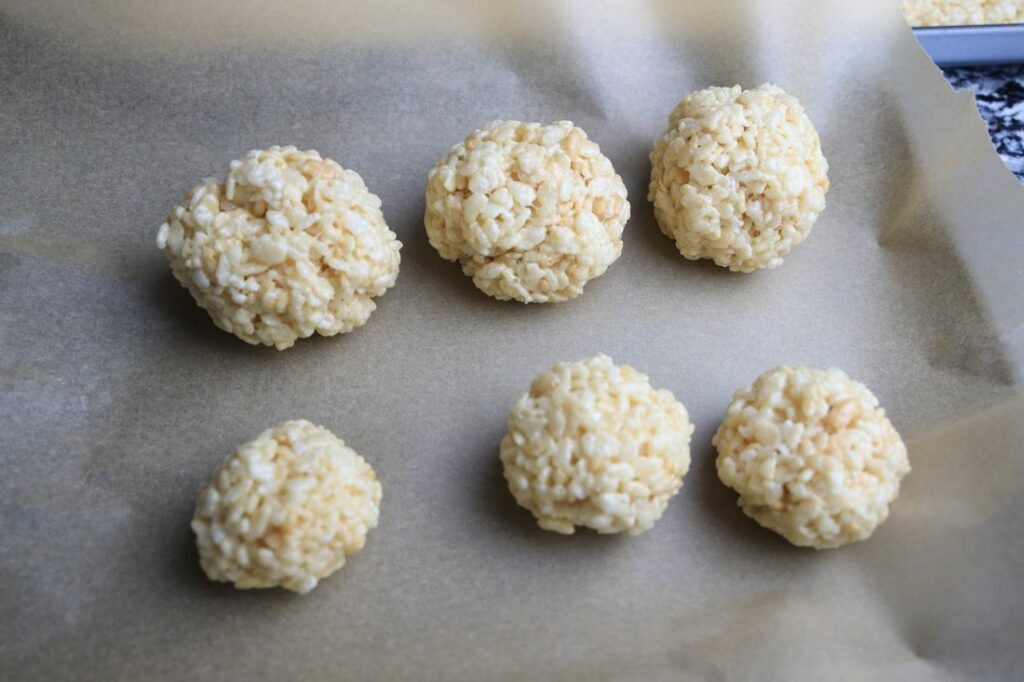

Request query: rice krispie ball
[
  {"left": 157, "top": 146, "right": 402, "bottom": 350},
  {"left": 649, "top": 84, "right": 829, "bottom": 272},
  {"left": 500, "top": 355, "right": 693, "bottom": 535},
  {"left": 900, "top": 0, "right": 1024, "bottom": 26},
  {"left": 713, "top": 366, "right": 910, "bottom": 549},
  {"left": 192, "top": 419, "right": 382, "bottom": 593},
  {"left": 425, "top": 120, "right": 630, "bottom": 303}
]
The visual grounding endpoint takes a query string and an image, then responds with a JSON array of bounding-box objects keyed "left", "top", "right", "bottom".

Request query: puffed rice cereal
[
  {"left": 157, "top": 146, "right": 401, "bottom": 349},
  {"left": 649, "top": 84, "right": 829, "bottom": 272},
  {"left": 500, "top": 355, "right": 693, "bottom": 535},
  {"left": 425, "top": 120, "right": 630, "bottom": 303},
  {"left": 713, "top": 366, "right": 910, "bottom": 549},
  {"left": 192, "top": 419, "right": 382, "bottom": 593},
  {"left": 900, "top": 0, "right": 1023, "bottom": 26}
]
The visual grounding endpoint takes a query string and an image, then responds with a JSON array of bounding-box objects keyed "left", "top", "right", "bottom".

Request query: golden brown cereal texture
[
  {"left": 157, "top": 146, "right": 401, "bottom": 349},
  {"left": 500, "top": 355, "right": 693, "bottom": 535},
  {"left": 425, "top": 121, "right": 629, "bottom": 303},
  {"left": 714, "top": 366, "right": 910, "bottom": 549},
  {"left": 191, "top": 419, "right": 382, "bottom": 593},
  {"left": 900, "top": 0, "right": 1023, "bottom": 26},
  {"left": 649, "top": 84, "right": 829, "bottom": 272}
]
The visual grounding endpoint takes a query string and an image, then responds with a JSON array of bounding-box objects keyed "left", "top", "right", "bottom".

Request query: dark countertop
[{"left": 943, "top": 64, "right": 1024, "bottom": 180}]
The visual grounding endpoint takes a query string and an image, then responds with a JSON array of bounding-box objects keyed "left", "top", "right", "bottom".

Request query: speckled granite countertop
[{"left": 944, "top": 64, "right": 1024, "bottom": 180}]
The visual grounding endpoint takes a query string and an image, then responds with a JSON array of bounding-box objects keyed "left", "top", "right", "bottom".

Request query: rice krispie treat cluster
[
  {"left": 900, "top": 0, "right": 1024, "bottom": 26},
  {"left": 500, "top": 355, "right": 693, "bottom": 535},
  {"left": 649, "top": 84, "right": 830, "bottom": 272},
  {"left": 158, "top": 146, "right": 401, "bottom": 350},
  {"left": 192, "top": 420, "right": 382, "bottom": 593},
  {"left": 425, "top": 120, "right": 630, "bottom": 302},
  {"left": 174, "top": 75, "right": 907, "bottom": 593},
  {"left": 713, "top": 366, "right": 909, "bottom": 549}
]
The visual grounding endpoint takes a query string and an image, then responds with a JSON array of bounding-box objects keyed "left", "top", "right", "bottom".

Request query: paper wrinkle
[
  {"left": 1, "top": 503, "right": 134, "bottom": 656},
  {"left": 0, "top": 213, "right": 38, "bottom": 237},
  {"left": 1, "top": 1, "right": 1023, "bottom": 680},
  {"left": 855, "top": 398, "right": 1024, "bottom": 679},
  {"left": 667, "top": 589, "right": 948, "bottom": 681}
]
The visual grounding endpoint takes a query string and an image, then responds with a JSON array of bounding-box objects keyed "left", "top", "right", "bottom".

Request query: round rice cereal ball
[
  {"left": 713, "top": 366, "right": 910, "bottom": 549},
  {"left": 648, "top": 84, "right": 829, "bottom": 272},
  {"left": 500, "top": 354, "right": 693, "bottom": 535},
  {"left": 191, "top": 419, "right": 382, "bottom": 593},
  {"left": 157, "top": 146, "right": 402, "bottom": 350},
  {"left": 424, "top": 120, "right": 630, "bottom": 303}
]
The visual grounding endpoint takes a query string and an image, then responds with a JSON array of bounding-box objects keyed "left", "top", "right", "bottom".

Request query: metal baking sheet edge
[{"left": 913, "top": 24, "right": 1024, "bottom": 66}]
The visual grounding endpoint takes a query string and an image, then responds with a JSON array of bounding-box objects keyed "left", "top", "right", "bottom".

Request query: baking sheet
[
  {"left": 2, "top": 0, "right": 1023, "bottom": 680},
  {"left": 913, "top": 25, "right": 1024, "bottom": 66}
]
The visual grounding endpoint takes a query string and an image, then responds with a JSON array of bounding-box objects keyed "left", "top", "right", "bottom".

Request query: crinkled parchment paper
[{"left": 1, "top": 1, "right": 1022, "bottom": 679}]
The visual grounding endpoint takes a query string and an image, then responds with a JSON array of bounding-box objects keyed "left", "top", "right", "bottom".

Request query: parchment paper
[{"left": 2, "top": 1, "right": 1023, "bottom": 680}]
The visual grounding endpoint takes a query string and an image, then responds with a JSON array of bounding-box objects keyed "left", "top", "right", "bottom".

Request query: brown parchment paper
[{"left": 2, "top": 1, "right": 1023, "bottom": 679}]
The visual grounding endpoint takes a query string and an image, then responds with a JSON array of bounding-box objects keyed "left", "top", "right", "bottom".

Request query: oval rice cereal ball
[
  {"left": 713, "top": 366, "right": 910, "bottom": 549},
  {"left": 157, "top": 146, "right": 402, "bottom": 350},
  {"left": 500, "top": 355, "right": 693, "bottom": 535},
  {"left": 191, "top": 419, "right": 382, "bottom": 593},
  {"left": 424, "top": 120, "right": 630, "bottom": 303},
  {"left": 648, "top": 84, "right": 829, "bottom": 272}
]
